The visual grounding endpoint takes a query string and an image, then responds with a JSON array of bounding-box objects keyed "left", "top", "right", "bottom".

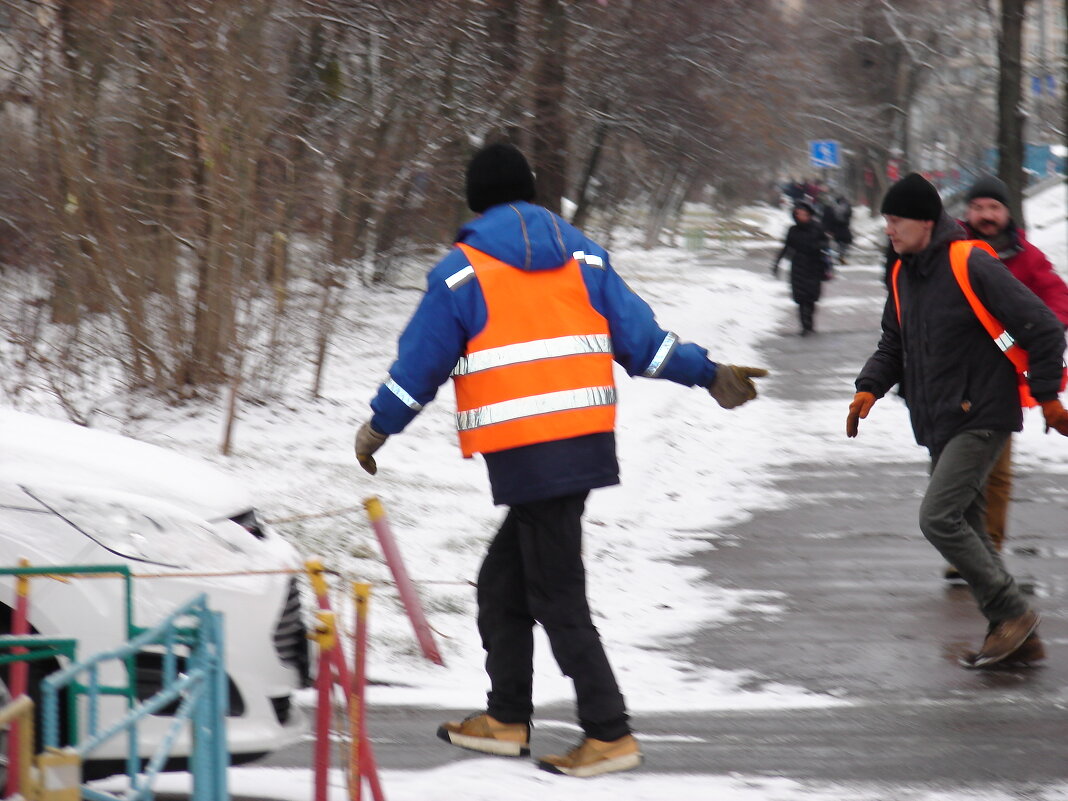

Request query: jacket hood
[
  {"left": 928, "top": 211, "right": 965, "bottom": 250},
  {"left": 456, "top": 201, "right": 586, "bottom": 271}
]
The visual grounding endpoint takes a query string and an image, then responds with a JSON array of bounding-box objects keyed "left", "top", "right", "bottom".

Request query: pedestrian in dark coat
[
  {"left": 847, "top": 173, "right": 1068, "bottom": 670},
  {"left": 826, "top": 195, "right": 854, "bottom": 263},
  {"left": 772, "top": 201, "right": 830, "bottom": 335}
]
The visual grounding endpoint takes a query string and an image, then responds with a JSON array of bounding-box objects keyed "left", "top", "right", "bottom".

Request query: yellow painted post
[
  {"left": 18, "top": 697, "right": 35, "bottom": 799},
  {"left": 37, "top": 746, "right": 82, "bottom": 801},
  {"left": 305, "top": 558, "right": 330, "bottom": 601}
]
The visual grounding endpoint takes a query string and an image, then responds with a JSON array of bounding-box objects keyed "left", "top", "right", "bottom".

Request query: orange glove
[
  {"left": 846, "top": 391, "right": 877, "bottom": 438},
  {"left": 1040, "top": 399, "right": 1068, "bottom": 436}
]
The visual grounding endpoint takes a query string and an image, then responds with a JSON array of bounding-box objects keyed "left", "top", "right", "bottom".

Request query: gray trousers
[{"left": 920, "top": 429, "right": 1029, "bottom": 623}]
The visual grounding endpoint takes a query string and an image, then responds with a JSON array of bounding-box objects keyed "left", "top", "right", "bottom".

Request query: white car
[{"left": 0, "top": 408, "right": 309, "bottom": 776}]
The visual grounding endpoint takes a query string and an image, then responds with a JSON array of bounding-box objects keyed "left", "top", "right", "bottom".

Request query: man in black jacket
[{"left": 846, "top": 173, "right": 1068, "bottom": 668}]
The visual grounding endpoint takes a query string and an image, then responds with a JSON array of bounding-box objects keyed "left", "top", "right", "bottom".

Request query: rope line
[
  {"left": 266, "top": 506, "right": 368, "bottom": 524},
  {"left": 18, "top": 566, "right": 474, "bottom": 587}
]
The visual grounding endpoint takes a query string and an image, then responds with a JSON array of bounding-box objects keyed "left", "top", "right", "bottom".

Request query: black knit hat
[
  {"left": 465, "top": 143, "right": 537, "bottom": 213},
  {"left": 966, "top": 174, "right": 1009, "bottom": 206},
  {"left": 880, "top": 172, "right": 943, "bottom": 221}
]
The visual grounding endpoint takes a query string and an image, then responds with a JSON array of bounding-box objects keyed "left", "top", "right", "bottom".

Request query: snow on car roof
[{"left": 1, "top": 409, "right": 254, "bottom": 520}]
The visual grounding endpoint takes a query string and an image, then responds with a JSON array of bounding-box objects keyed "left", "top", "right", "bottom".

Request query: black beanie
[
  {"left": 966, "top": 174, "right": 1009, "bottom": 206},
  {"left": 880, "top": 172, "right": 943, "bottom": 221},
  {"left": 465, "top": 143, "right": 537, "bottom": 213}
]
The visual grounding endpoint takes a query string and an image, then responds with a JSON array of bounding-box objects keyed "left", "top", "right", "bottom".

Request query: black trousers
[{"left": 476, "top": 491, "right": 630, "bottom": 741}]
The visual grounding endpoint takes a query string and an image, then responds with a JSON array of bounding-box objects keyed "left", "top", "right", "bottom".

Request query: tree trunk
[
  {"left": 185, "top": 133, "right": 236, "bottom": 389},
  {"left": 892, "top": 54, "right": 912, "bottom": 172},
  {"left": 642, "top": 166, "right": 681, "bottom": 249},
  {"left": 571, "top": 121, "right": 609, "bottom": 230},
  {"left": 486, "top": 0, "right": 523, "bottom": 142},
  {"left": 532, "top": 0, "right": 567, "bottom": 214},
  {"left": 997, "top": 0, "right": 1028, "bottom": 228}
]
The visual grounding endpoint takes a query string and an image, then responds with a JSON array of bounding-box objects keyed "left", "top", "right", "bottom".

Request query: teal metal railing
[
  {"left": 0, "top": 563, "right": 138, "bottom": 748},
  {"left": 38, "top": 592, "right": 230, "bottom": 801}
]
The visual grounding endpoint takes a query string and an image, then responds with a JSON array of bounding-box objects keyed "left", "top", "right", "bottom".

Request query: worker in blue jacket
[{"left": 355, "top": 142, "right": 767, "bottom": 777}]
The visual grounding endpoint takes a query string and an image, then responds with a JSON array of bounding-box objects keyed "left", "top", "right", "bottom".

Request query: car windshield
[{"left": 17, "top": 483, "right": 248, "bottom": 569}]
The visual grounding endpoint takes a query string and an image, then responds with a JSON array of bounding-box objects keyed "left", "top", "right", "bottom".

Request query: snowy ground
[
  {"left": 105, "top": 761, "right": 1068, "bottom": 801},
  {"left": 11, "top": 185, "right": 1068, "bottom": 800}
]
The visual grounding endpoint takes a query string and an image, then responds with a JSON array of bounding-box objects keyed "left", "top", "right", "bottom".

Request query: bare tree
[
  {"left": 2, "top": 0, "right": 953, "bottom": 422},
  {"left": 997, "top": 0, "right": 1028, "bottom": 226}
]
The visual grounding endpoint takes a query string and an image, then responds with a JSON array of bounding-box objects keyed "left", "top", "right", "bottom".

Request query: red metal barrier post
[
  {"left": 6, "top": 558, "right": 31, "bottom": 798},
  {"left": 310, "top": 608, "right": 337, "bottom": 801},
  {"left": 362, "top": 498, "right": 444, "bottom": 667},
  {"left": 306, "top": 559, "right": 351, "bottom": 688},
  {"left": 349, "top": 582, "right": 387, "bottom": 801},
  {"left": 305, "top": 562, "right": 386, "bottom": 801}
]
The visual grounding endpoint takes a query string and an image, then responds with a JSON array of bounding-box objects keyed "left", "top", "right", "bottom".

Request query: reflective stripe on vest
[
  {"left": 891, "top": 240, "right": 1040, "bottom": 407},
  {"left": 453, "top": 333, "right": 612, "bottom": 377},
  {"left": 452, "top": 242, "right": 616, "bottom": 457}
]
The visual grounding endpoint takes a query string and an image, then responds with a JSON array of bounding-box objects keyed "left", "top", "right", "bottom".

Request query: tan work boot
[
  {"left": 537, "top": 734, "right": 642, "bottom": 778},
  {"left": 436, "top": 713, "right": 530, "bottom": 756},
  {"left": 961, "top": 610, "right": 1040, "bottom": 669}
]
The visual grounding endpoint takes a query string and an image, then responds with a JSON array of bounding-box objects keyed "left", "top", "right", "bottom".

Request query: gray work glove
[
  {"left": 355, "top": 421, "right": 388, "bottom": 475},
  {"left": 708, "top": 364, "right": 769, "bottom": 409}
]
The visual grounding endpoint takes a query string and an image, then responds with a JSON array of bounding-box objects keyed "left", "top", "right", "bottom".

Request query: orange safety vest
[
  {"left": 451, "top": 243, "right": 617, "bottom": 457},
  {"left": 891, "top": 239, "right": 1059, "bottom": 408}
]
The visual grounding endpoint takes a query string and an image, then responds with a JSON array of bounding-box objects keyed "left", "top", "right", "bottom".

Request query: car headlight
[{"left": 20, "top": 484, "right": 245, "bottom": 568}]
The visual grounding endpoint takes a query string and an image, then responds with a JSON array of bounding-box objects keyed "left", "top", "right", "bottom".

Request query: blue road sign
[{"left": 809, "top": 140, "right": 840, "bottom": 169}]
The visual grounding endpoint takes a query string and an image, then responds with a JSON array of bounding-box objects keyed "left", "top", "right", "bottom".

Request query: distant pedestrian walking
[
  {"left": 772, "top": 201, "right": 832, "bottom": 335},
  {"left": 847, "top": 173, "right": 1068, "bottom": 669},
  {"left": 354, "top": 142, "right": 768, "bottom": 777},
  {"left": 826, "top": 194, "right": 854, "bottom": 264},
  {"left": 783, "top": 178, "right": 805, "bottom": 205}
]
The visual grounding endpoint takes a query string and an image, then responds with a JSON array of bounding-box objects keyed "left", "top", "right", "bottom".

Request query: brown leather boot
[
  {"left": 999, "top": 632, "right": 1046, "bottom": 667},
  {"left": 960, "top": 610, "right": 1039, "bottom": 668}
]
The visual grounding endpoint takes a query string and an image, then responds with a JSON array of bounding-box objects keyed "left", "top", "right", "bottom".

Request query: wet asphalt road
[{"left": 233, "top": 245, "right": 1068, "bottom": 796}]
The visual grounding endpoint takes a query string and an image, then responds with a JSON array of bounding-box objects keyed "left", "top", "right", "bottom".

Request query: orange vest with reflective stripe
[
  {"left": 892, "top": 240, "right": 1048, "bottom": 407},
  {"left": 452, "top": 243, "right": 616, "bottom": 457}
]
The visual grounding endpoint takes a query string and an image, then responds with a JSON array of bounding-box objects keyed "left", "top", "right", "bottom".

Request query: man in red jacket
[{"left": 955, "top": 175, "right": 1068, "bottom": 585}]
